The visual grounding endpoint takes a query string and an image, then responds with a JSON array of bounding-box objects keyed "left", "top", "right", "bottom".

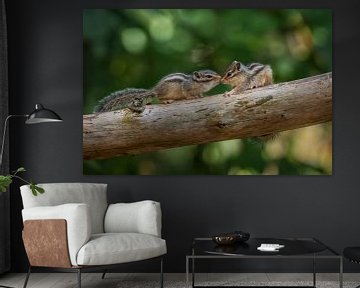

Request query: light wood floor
[{"left": 0, "top": 273, "right": 359, "bottom": 288}]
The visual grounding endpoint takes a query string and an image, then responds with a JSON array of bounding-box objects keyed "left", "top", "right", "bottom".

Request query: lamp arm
[{"left": 0, "top": 114, "right": 28, "bottom": 170}]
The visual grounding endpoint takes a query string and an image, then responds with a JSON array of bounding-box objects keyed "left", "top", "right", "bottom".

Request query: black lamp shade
[{"left": 25, "top": 104, "right": 63, "bottom": 124}]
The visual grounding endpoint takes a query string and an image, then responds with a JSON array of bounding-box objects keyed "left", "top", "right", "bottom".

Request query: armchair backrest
[{"left": 20, "top": 183, "right": 108, "bottom": 234}]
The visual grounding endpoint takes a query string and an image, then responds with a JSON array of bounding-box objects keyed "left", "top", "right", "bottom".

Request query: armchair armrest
[
  {"left": 22, "top": 203, "right": 91, "bottom": 266},
  {"left": 104, "top": 200, "right": 162, "bottom": 237}
]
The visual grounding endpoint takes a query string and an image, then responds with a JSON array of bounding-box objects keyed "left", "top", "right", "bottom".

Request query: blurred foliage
[{"left": 83, "top": 9, "right": 332, "bottom": 175}]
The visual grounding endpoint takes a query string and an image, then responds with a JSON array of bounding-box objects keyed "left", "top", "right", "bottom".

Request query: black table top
[{"left": 192, "top": 238, "right": 336, "bottom": 257}]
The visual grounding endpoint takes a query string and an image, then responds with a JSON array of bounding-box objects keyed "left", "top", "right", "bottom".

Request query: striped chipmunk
[
  {"left": 153, "top": 70, "right": 221, "bottom": 103},
  {"left": 222, "top": 60, "right": 276, "bottom": 141},
  {"left": 94, "top": 70, "right": 221, "bottom": 113},
  {"left": 221, "top": 61, "right": 273, "bottom": 96}
]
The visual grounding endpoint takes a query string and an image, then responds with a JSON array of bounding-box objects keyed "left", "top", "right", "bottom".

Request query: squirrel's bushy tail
[{"left": 93, "top": 88, "right": 155, "bottom": 113}]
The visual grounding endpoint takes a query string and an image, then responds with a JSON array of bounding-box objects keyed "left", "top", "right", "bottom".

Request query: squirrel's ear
[
  {"left": 193, "top": 71, "right": 201, "bottom": 79},
  {"left": 235, "top": 61, "right": 241, "bottom": 70}
]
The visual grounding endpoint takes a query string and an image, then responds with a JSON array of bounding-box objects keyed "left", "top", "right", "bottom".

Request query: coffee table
[{"left": 186, "top": 237, "right": 343, "bottom": 288}]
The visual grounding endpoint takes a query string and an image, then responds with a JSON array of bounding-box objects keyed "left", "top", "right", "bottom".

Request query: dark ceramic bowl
[
  {"left": 212, "top": 231, "right": 250, "bottom": 245},
  {"left": 212, "top": 234, "right": 238, "bottom": 245}
]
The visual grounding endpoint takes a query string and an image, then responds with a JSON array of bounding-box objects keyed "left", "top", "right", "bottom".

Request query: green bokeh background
[{"left": 83, "top": 9, "right": 332, "bottom": 175}]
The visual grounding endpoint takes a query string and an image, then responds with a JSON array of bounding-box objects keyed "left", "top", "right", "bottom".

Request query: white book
[{"left": 257, "top": 243, "right": 285, "bottom": 251}]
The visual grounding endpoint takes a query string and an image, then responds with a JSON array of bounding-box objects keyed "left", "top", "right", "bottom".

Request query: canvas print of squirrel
[{"left": 93, "top": 61, "right": 273, "bottom": 114}]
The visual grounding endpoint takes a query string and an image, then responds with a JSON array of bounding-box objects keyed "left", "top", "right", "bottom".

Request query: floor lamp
[
  {"left": 0, "top": 103, "right": 63, "bottom": 288},
  {"left": 0, "top": 103, "right": 63, "bottom": 168}
]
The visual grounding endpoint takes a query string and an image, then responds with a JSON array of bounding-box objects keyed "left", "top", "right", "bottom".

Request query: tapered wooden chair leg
[
  {"left": 77, "top": 269, "right": 81, "bottom": 288},
  {"left": 23, "top": 266, "right": 31, "bottom": 288}
]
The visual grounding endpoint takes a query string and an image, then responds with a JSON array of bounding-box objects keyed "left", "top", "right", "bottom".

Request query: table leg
[
  {"left": 339, "top": 256, "right": 343, "bottom": 288},
  {"left": 186, "top": 257, "right": 190, "bottom": 288},
  {"left": 313, "top": 254, "right": 316, "bottom": 287},
  {"left": 192, "top": 257, "right": 195, "bottom": 288}
]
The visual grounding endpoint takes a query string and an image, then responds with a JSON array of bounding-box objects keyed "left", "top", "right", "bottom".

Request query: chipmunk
[
  {"left": 93, "top": 88, "right": 156, "bottom": 113},
  {"left": 94, "top": 70, "right": 221, "bottom": 113},
  {"left": 153, "top": 70, "right": 221, "bottom": 103},
  {"left": 222, "top": 61, "right": 275, "bottom": 142},
  {"left": 221, "top": 61, "right": 273, "bottom": 96}
]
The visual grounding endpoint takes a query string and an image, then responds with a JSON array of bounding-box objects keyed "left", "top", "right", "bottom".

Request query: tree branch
[{"left": 83, "top": 72, "right": 332, "bottom": 160}]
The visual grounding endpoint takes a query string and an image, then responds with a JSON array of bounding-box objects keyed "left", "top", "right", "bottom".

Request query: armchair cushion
[
  {"left": 22, "top": 203, "right": 91, "bottom": 266},
  {"left": 104, "top": 200, "right": 162, "bottom": 237},
  {"left": 20, "top": 183, "right": 108, "bottom": 234},
  {"left": 76, "top": 233, "right": 167, "bottom": 266}
]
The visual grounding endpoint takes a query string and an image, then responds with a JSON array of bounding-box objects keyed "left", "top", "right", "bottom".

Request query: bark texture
[{"left": 83, "top": 72, "right": 332, "bottom": 160}]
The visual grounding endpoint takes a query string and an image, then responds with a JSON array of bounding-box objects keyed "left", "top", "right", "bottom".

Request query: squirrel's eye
[
  {"left": 227, "top": 72, "right": 232, "bottom": 77},
  {"left": 206, "top": 75, "right": 213, "bottom": 79}
]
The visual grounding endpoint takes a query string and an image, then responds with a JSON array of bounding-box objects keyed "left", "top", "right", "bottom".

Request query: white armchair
[{"left": 20, "top": 183, "right": 166, "bottom": 288}]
